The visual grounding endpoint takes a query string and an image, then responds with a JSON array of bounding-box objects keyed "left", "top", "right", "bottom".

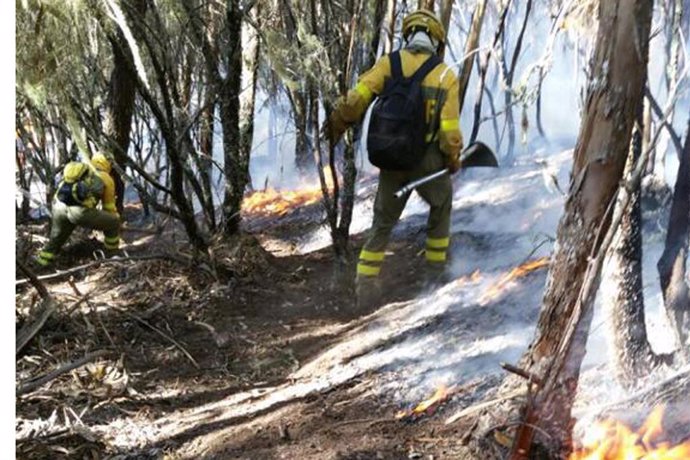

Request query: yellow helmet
[
  {"left": 402, "top": 9, "right": 446, "bottom": 45},
  {"left": 91, "top": 153, "right": 112, "bottom": 173}
]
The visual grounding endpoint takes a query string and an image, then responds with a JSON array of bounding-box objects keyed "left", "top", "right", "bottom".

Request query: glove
[
  {"left": 321, "top": 112, "right": 348, "bottom": 145},
  {"left": 448, "top": 156, "right": 462, "bottom": 174}
]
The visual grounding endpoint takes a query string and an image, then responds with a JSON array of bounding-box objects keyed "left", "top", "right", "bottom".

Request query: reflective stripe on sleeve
[
  {"left": 440, "top": 119, "right": 460, "bottom": 132},
  {"left": 355, "top": 82, "right": 374, "bottom": 105}
]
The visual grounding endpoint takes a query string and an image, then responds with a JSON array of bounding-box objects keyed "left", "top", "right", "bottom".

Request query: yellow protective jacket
[
  {"left": 331, "top": 49, "right": 463, "bottom": 165},
  {"left": 95, "top": 169, "right": 117, "bottom": 213}
]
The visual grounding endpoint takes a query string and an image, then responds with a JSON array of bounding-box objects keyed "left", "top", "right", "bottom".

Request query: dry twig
[{"left": 17, "top": 350, "right": 111, "bottom": 396}]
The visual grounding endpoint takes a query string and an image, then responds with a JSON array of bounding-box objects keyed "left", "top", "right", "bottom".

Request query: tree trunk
[
  {"left": 417, "top": 0, "right": 434, "bottom": 11},
  {"left": 440, "top": 0, "right": 453, "bottom": 35},
  {"left": 602, "top": 122, "right": 661, "bottom": 385},
  {"left": 469, "top": 0, "right": 511, "bottom": 144},
  {"left": 468, "top": 0, "right": 654, "bottom": 457},
  {"left": 500, "top": 0, "right": 532, "bottom": 165},
  {"left": 657, "top": 117, "right": 690, "bottom": 361},
  {"left": 198, "top": 84, "right": 217, "bottom": 230},
  {"left": 239, "top": 4, "right": 260, "bottom": 192},
  {"left": 457, "top": 0, "right": 487, "bottom": 114},
  {"left": 103, "top": 0, "right": 147, "bottom": 215},
  {"left": 220, "top": 0, "right": 246, "bottom": 236},
  {"left": 383, "top": 0, "right": 396, "bottom": 54},
  {"left": 291, "top": 91, "right": 311, "bottom": 174}
]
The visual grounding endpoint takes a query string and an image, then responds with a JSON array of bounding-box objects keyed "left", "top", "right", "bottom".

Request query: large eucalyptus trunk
[{"left": 468, "top": 1, "right": 654, "bottom": 458}]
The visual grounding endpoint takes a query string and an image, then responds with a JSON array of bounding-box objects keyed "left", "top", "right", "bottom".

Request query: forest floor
[
  {"left": 15, "top": 151, "right": 689, "bottom": 459},
  {"left": 16, "top": 211, "right": 480, "bottom": 459}
]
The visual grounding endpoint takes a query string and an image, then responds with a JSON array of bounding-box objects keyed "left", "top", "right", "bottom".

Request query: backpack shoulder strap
[
  {"left": 410, "top": 54, "right": 442, "bottom": 83},
  {"left": 389, "top": 51, "right": 403, "bottom": 80}
]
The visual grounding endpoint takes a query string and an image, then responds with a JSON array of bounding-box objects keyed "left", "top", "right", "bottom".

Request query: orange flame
[
  {"left": 478, "top": 257, "right": 550, "bottom": 304},
  {"left": 569, "top": 406, "right": 690, "bottom": 460},
  {"left": 396, "top": 385, "right": 453, "bottom": 420},
  {"left": 242, "top": 167, "right": 335, "bottom": 217},
  {"left": 242, "top": 187, "right": 324, "bottom": 217}
]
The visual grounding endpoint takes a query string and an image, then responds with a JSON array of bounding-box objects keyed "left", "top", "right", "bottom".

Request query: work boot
[{"left": 354, "top": 276, "right": 382, "bottom": 312}]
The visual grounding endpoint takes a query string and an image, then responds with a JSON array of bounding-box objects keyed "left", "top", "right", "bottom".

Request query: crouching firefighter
[
  {"left": 323, "top": 9, "right": 463, "bottom": 309},
  {"left": 35, "top": 153, "right": 121, "bottom": 267}
]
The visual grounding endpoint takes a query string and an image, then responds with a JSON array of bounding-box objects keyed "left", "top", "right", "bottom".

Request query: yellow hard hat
[
  {"left": 402, "top": 9, "right": 446, "bottom": 45},
  {"left": 91, "top": 153, "right": 112, "bottom": 173}
]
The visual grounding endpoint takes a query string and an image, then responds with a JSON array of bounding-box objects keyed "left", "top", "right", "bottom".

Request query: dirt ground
[{"left": 16, "top": 203, "right": 483, "bottom": 460}]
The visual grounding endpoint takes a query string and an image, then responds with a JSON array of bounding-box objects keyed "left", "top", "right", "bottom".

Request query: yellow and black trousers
[
  {"left": 356, "top": 145, "right": 452, "bottom": 281},
  {"left": 36, "top": 201, "right": 121, "bottom": 266}
]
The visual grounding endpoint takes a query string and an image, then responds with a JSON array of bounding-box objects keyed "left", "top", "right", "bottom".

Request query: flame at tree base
[{"left": 569, "top": 406, "right": 690, "bottom": 459}]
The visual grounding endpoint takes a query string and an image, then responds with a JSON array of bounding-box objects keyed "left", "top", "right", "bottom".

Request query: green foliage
[{"left": 263, "top": 19, "right": 338, "bottom": 97}]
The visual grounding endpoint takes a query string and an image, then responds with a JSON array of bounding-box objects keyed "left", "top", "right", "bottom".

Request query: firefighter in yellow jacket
[
  {"left": 324, "top": 9, "right": 463, "bottom": 307},
  {"left": 35, "top": 153, "right": 121, "bottom": 266}
]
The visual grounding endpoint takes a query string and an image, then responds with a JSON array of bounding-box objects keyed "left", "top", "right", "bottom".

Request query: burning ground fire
[
  {"left": 478, "top": 257, "right": 550, "bottom": 305},
  {"left": 242, "top": 168, "right": 335, "bottom": 217},
  {"left": 396, "top": 385, "right": 456, "bottom": 421},
  {"left": 569, "top": 406, "right": 690, "bottom": 459},
  {"left": 242, "top": 186, "right": 325, "bottom": 217}
]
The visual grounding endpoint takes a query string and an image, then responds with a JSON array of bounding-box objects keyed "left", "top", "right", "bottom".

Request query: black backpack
[
  {"left": 56, "top": 161, "right": 91, "bottom": 206},
  {"left": 367, "top": 51, "right": 442, "bottom": 171}
]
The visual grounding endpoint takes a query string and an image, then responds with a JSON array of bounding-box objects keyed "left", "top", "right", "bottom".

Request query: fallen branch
[
  {"left": 16, "top": 349, "right": 111, "bottom": 396},
  {"left": 445, "top": 389, "right": 527, "bottom": 425},
  {"left": 17, "top": 260, "right": 50, "bottom": 298},
  {"left": 15, "top": 253, "right": 195, "bottom": 286},
  {"left": 17, "top": 295, "right": 90, "bottom": 355},
  {"left": 115, "top": 307, "right": 199, "bottom": 369},
  {"left": 16, "top": 261, "right": 57, "bottom": 355},
  {"left": 331, "top": 417, "right": 394, "bottom": 429}
]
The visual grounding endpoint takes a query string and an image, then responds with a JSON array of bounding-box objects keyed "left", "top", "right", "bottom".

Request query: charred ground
[{"left": 17, "top": 200, "right": 501, "bottom": 459}]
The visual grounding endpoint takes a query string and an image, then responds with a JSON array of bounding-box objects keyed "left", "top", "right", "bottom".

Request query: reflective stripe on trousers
[{"left": 356, "top": 249, "right": 385, "bottom": 277}]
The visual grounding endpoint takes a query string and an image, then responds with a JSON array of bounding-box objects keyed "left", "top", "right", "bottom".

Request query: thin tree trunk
[
  {"left": 383, "top": 0, "right": 396, "bottom": 54},
  {"left": 418, "top": 0, "right": 434, "bottom": 11},
  {"left": 457, "top": 0, "right": 487, "bottom": 114},
  {"left": 469, "top": 0, "right": 511, "bottom": 144},
  {"left": 239, "top": 3, "right": 261, "bottom": 192},
  {"left": 221, "top": 0, "right": 246, "bottom": 236},
  {"left": 103, "top": 0, "right": 147, "bottom": 215},
  {"left": 501, "top": 0, "right": 532, "bottom": 165},
  {"left": 602, "top": 121, "right": 665, "bottom": 386},
  {"left": 440, "top": 0, "right": 453, "bottom": 35},
  {"left": 291, "top": 91, "right": 311, "bottom": 174},
  {"left": 657, "top": 116, "right": 690, "bottom": 361}
]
